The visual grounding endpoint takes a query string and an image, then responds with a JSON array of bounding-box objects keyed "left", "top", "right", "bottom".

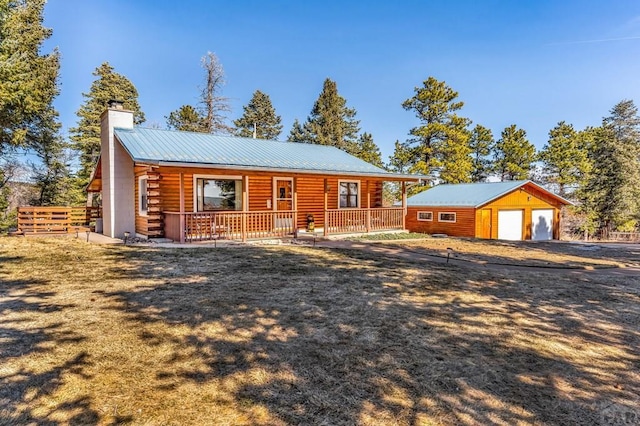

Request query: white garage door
[
  {"left": 532, "top": 209, "right": 554, "bottom": 240},
  {"left": 498, "top": 210, "right": 523, "bottom": 240}
]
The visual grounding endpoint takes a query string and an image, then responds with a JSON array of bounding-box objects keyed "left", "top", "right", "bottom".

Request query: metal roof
[
  {"left": 113, "top": 127, "right": 422, "bottom": 180},
  {"left": 407, "top": 180, "right": 572, "bottom": 207}
]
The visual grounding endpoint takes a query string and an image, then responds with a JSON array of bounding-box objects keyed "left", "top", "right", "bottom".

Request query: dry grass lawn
[
  {"left": 0, "top": 235, "right": 639, "bottom": 425},
  {"left": 370, "top": 236, "right": 640, "bottom": 268}
]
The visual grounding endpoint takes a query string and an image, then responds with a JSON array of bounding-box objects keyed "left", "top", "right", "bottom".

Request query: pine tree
[
  {"left": 0, "top": 0, "right": 70, "bottom": 211},
  {"left": 388, "top": 140, "right": 412, "bottom": 173},
  {"left": 0, "top": 157, "right": 20, "bottom": 231},
  {"left": 200, "top": 52, "right": 231, "bottom": 134},
  {"left": 581, "top": 100, "right": 640, "bottom": 233},
  {"left": 353, "top": 132, "right": 383, "bottom": 167},
  {"left": 287, "top": 118, "right": 309, "bottom": 142},
  {"left": 388, "top": 140, "right": 428, "bottom": 197},
  {"left": 401, "top": 76, "right": 474, "bottom": 183},
  {"left": 0, "top": 0, "right": 60, "bottom": 153},
  {"left": 469, "top": 124, "right": 494, "bottom": 182},
  {"left": 303, "top": 78, "right": 360, "bottom": 154},
  {"left": 70, "top": 62, "right": 145, "bottom": 183},
  {"left": 538, "top": 121, "right": 591, "bottom": 197},
  {"left": 438, "top": 117, "right": 472, "bottom": 183},
  {"left": 493, "top": 125, "right": 536, "bottom": 181},
  {"left": 166, "top": 105, "right": 207, "bottom": 132},
  {"left": 29, "top": 110, "right": 78, "bottom": 205},
  {"left": 234, "top": 90, "right": 282, "bottom": 139}
]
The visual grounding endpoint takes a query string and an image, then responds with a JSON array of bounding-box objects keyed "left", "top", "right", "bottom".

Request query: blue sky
[{"left": 43, "top": 0, "right": 640, "bottom": 161}]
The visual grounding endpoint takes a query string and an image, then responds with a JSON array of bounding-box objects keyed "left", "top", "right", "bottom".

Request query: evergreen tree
[
  {"left": 581, "top": 100, "right": 640, "bottom": 233},
  {"left": 388, "top": 140, "right": 428, "bottom": 197},
  {"left": 538, "top": 121, "right": 591, "bottom": 197},
  {"left": 0, "top": 0, "right": 59, "bottom": 153},
  {"left": 0, "top": 0, "right": 71, "bottom": 211},
  {"left": 438, "top": 118, "right": 472, "bottom": 183},
  {"left": 493, "top": 124, "right": 536, "bottom": 181},
  {"left": 388, "top": 140, "right": 412, "bottom": 173},
  {"left": 29, "top": 110, "right": 78, "bottom": 205},
  {"left": 166, "top": 104, "right": 206, "bottom": 132},
  {"left": 199, "top": 52, "right": 231, "bottom": 134},
  {"left": 469, "top": 124, "right": 494, "bottom": 182},
  {"left": 0, "top": 157, "right": 20, "bottom": 231},
  {"left": 303, "top": 78, "right": 360, "bottom": 154},
  {"left": 70, "top": 62, "right": 145, "bottom": 183},
  {"left": 353, "top": 132, "right": 383, "bottom": 167},
  {"left": 287, "top": 118, "right": 309, "bottom": 142},
  {"left": 401, "top": 76, "right": 469, "bottom": 179},
  {"left": 234, "top": 90, "right": 282, "bottom": 139}
]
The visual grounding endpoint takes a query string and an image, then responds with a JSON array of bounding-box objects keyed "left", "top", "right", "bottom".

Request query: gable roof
[
  {"left": 407, "top": 180, "right": 572, "bottom": 207},
  {"left": 113, "top": 127, "right": 422, "bottom": 180}
]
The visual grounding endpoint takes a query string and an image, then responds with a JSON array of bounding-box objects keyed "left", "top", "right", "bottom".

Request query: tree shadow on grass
[
  {"left": 102, "top": 245, "right": 640, "bottom": 425},
  {"left": 0, "top": 276, "right": 109, "bottom": 425}
]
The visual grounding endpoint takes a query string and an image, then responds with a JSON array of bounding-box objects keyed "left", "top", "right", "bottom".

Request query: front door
[
  {"left": 274, "top": 178, "right": 293, "bottom": 230},
  {"left": 481, "top": 209, "right": 492, "bottom": 239},
  {"left": 275, "top": 179, "right": 293, "bottom": 211}
]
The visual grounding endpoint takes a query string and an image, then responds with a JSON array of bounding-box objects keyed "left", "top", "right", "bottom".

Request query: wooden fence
[{"left": 17, "top": 206, "right": 101, "bottom": 234}]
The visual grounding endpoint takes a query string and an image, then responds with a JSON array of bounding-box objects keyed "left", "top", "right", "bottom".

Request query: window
[
  {"left": 339, "top": 181, "right": 359, "bottom": 208},
  {"left": 138, "top": 176, "right": 148, "bottom": 216},
  {"left": 417, "top": 211, "right": 433, "bottom": 221},
  {"left": 438, "top": 212, "right": 456, "bottom": 223},
  {"left": 196, "top": 178, "right": 243, "bottom": 211}
]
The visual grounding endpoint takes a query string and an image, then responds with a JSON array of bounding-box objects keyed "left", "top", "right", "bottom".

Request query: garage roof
[{"left": 407, "top": 180, "right": 572, "bottom": 208}]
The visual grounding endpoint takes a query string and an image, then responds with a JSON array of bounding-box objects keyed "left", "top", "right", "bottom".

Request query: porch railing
[
  {"left": 164, "top": 210, "right": 297, "bottom": 243},
  {"left": 325, "top": 207, "right": 404, "bottom": 235},
  {"left": 164, "top": 207, "right": 405, "bottom": 243},
  {"left": 17, "top": 206, "right": 101, "bottom": 234}
]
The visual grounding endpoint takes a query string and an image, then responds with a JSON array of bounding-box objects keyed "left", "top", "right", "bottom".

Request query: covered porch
[{"left": 160, "top": 173, "right": 411, "bottom": 243}]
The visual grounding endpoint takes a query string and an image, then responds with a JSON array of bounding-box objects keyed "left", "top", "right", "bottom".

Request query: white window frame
[
  {"left": 338, "top": 180, "right": 360, "bottom": 209},
  {"left": 272, "top": 177, "right": 294, "bottom": 211},
  {"left": 138, "top": 176, "right": 148, "bottom": 216},
  {"left": 192, "top": 174, "right": 244, "bottom": 212},
  {"left": 438, "top": 212, "right": 457, "bottom": 223},
  {"left": 417, "top": 211, "right": 433, "bottom": 221}
]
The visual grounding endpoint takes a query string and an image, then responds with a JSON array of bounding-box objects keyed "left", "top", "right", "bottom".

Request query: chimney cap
[{"left": 107, "top": 99, "right": 124, "bottom": 110}]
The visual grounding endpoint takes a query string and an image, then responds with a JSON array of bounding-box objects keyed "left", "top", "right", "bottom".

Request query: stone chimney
[{"left": 100, "top": 101, "right": 135, "bottom": 239}]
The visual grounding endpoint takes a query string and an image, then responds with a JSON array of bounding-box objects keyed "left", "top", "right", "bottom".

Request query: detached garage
[{"left": 406, "top": 180, "right": 572, "bottom": 240}]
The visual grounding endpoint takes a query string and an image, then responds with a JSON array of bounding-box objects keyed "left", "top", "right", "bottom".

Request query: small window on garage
[
  {"left": 438, "top": 212, "right": 456, "bottom": 223},
  {"left": 417, "top": 211, "right": 433, "bottom": 221}
]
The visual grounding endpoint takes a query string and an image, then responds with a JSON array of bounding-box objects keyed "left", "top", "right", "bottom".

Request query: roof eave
[
  {"left": 474, "top": 180, "right": 574, "bottom": 208},
  {"left": 140, "top": 160, "right": 426, "bottom": 181}
]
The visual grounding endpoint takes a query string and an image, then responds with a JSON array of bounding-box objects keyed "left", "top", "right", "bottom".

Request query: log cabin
[
  {"left": 405, "top": 181, "right": 572, "bottom": 240},
  {"left": 87, "top": 102, "right": 425, "bottom": 242}
]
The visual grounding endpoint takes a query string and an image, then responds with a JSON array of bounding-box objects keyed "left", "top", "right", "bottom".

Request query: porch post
[
  {"left": 323, "top": 178, "right": 328, "bottom": 237},
  {"left": 293, "top": 176, "right": 298, "bottom": 233},
  {"left": 179, "top": 172, "right": 185, "bottom": 243},
  {"left": 402, "top": 181, "right": 407, "bottom": 230},
  {"left": 366, "top": 181, "right": 371, "bottom": 233},
  {"left": 242, "top": 175, "right": 249, "bottom": 242}
]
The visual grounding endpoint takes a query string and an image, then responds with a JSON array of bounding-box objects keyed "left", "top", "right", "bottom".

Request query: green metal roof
[
  {"left": 407, "top": 180, "right": 572, "bottom": 207},
  {"left": 113, "top": 127, "right": 421, "bottom": 180}
]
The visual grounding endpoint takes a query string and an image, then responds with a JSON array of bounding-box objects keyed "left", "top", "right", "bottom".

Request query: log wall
[{"left": 132, "top": 164, "right": 386, "bottom": 236}]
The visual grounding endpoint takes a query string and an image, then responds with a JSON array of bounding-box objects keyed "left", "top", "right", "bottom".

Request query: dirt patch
[{"left": 0, "top": 236, "right": 638, "bottom": 425}]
